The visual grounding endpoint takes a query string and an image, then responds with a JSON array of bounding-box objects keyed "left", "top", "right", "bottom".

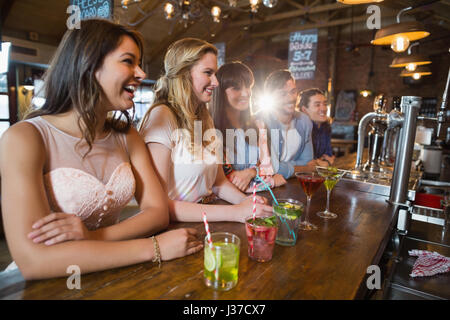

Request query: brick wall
[
  {"left": 246, "top": 25, "right": 449, "bottom": 140},
  {"left": 334, "top": 26, "right": 450, "bottom": 119}
]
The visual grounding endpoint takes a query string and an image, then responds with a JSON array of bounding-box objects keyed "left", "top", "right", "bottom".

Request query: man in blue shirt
[
  {"left": 260, "top": 70, "right": 328, "bottom": 179},
  {"left": 299, "top": 88, "right": 335, "bottom": 165}
]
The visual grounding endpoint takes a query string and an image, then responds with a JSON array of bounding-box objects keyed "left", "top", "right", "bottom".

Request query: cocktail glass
[
  {"left": 316, "top": 166, "right": 347, "bottom": 219},
  {"left": 295, "top": 172, "right": 325, "bottom": 231},
  {"left": 245, "top": 215, "right": 277, "bottom": 262},
  {"left": 204, "top": 232, "right": 240, "bottom": 291},
  {"left": 273, "top": 199, "right": 303, "bottom": 246}
]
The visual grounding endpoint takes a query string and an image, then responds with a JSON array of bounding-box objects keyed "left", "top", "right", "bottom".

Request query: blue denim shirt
[{"left": 263, "top": 112, "right": 314, "bottom": 179}]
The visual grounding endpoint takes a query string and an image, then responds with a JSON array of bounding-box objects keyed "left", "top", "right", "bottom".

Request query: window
[
  {"left": 133, "top": 85, "right": 154, "bottom": 126},
  {"left": 0, "top": 73, "right": 9, "bottom": 138}
]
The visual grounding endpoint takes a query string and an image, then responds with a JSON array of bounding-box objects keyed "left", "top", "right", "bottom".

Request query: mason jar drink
[
  {"left": 273, "top": 199, "right": 303, "bottom": 246},
  {"left": 245, "top": 215, "right": 277, "bottom": 262},
  {"left": 204, "top": 232, "right": 240, "bottom": 291}
]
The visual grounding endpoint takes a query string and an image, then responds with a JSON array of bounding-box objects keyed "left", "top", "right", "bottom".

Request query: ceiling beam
[
  {"left": 229, "top": 2, "right": 348, "bottom": 28},
  {"left": 284, "top": 0, "right": 304, "bottom": 10},
  {"left": 129, "top": 0, "right": 163, "bottom": 28},
  {"left": 249, "top": 13, "right": 396, "bottom": 38},
  {"left": 1, "top": 0, "right": 15, "bottom": 24}
]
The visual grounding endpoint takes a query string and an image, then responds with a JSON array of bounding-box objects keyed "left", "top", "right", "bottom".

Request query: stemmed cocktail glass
[
  {"left": 295, "top": 172, "right": 325, "bottom": 231},
  {"left": 315, "top": 166, "right": 347, "bottom": 219}
]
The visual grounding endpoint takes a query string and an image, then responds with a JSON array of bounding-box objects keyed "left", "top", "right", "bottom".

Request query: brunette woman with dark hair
[
  {"left": 0, "top": 19, "right": 201, "bottom": 279},
  {"left": 210, "top": 61, "right": 286, "bottom": 192},
  {"left": 299, "top": 88, "right": 335, "bottom": 165}
]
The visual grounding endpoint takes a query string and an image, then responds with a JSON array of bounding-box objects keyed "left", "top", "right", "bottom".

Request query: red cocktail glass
[{"left": 295, "top": 172, "right": 325, "bottom": 231}]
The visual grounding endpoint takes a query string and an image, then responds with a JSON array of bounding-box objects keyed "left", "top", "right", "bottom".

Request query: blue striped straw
[{"left": 255, "top": 174, "right": 296, "bottom": 242}]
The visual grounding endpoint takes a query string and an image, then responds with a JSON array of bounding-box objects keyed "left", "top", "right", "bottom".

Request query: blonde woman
[
  {"left": 139, "top": 38, "right": 272, "bottom": 223},
  {"left": 0, "top": 20, "right": 201, "bottom": 280}
]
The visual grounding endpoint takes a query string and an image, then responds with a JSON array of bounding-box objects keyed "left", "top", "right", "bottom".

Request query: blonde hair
[{"left": 139, "top": 38, "right": 218, "bottom": 148}]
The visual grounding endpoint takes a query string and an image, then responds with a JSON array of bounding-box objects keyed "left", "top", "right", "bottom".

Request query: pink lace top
[{"left": 25, "top": 117, "right": 136, "bottom": 230}]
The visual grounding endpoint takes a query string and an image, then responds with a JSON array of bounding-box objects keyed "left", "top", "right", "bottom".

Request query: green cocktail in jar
[
  {"left": 204, "top": 232, "right": 240, "bottom": 291},
  {"left": 273, "top": 199, "right": 303, "bottom": 246}
]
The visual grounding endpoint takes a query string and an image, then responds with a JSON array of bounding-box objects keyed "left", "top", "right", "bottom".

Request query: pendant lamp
[
  {"left": 400, "top": 66, "right": 432, "bottom": 79},
  {"left": 371, "top": 7, "right": 430, "bottom": 53},
  {"left": 390, "top": 42, "right": 431, "bottom": 71}
]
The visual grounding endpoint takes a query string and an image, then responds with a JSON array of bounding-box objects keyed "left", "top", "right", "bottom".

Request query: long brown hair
[
  {"left": 26, "top": 19, "right": 144, "bottom": 154},
  {"left": 139, "top": 38, "right": 217, "bottom": 149},
  {"left": 211, "top": 61, "right": 274, "bottom": 163},
  {"left": 210, "top": 61, "right": 255, "bottom": 139}
]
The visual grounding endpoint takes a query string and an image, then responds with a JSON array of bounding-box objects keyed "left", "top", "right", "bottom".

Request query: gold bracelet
[{"left": 151, "top": 236, "right": 161, "bottom": 268}]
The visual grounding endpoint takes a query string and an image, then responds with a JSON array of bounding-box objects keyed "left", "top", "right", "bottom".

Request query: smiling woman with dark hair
[
  {"left": 0, "top": 19, "right": 201, "bottom": 280},
  {"left": 299, "top": 88, "right": 335, "bottom": 165},
  {"left": 209, "top": 61, "right": 286, "bottom": 193}
]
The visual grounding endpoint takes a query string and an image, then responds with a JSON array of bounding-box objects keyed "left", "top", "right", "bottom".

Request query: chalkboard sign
[
  {"left": 70, "top": 0, "right": 113, "bottom": 20},
  {"left": 335, "top": 90, "right": 356, "bottom": 121},
  {"left": 214, "top": 42, "right": 226, "bottom": 68},
  {"left": 288, "top": 29, "right": 318, "bottom": 80}
]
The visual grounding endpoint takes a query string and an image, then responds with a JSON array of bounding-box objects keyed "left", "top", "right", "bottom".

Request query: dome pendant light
[
  {"left": 390, "top": 42, "right": 432, "bottom": 71},
  {"left": 371, "top": 6, "right": 430, "bottom": 53},
  {"left": 400, "top": 65, "right": 432, "bottom": 79}
]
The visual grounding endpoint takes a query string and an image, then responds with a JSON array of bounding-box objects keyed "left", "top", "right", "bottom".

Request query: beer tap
[
  {"left": 435, "top": 66, "right": 449, "bottom": 144},
  {"left": 415, "top": 67, "right": 449, "bottom": 143},
  {"left": 364, "top": 94, "right": 389, "bottom": 172},
  {"left": 354, "top": 94, "right": 388, "bottom": 172},
  {"left": 380, "top": 97, "right": 402, "bottom": 167}
]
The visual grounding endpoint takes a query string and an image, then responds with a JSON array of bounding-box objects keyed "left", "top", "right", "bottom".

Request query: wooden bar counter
[{"left": 0, "top": 163, "right": 398, "bottom": 300}]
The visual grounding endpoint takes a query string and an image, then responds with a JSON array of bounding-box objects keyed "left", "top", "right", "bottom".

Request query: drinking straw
[
  {"left": 279, "top": 214, "right": 296, "bottom": 242},
  {"left": 255, "top": 173, "right": 279, "bottom": 206},
  {"left": 255, "top": 174, "right": 295, "bottom": 242},
  {"left": 202, "top": 211, "right": 218, "bottom": 278},
  {"left": 252, "top": 181, "right": 257, "bottom": 221},
  {"left": 202, "top": 211, "right": 213, "bottom": 249}
]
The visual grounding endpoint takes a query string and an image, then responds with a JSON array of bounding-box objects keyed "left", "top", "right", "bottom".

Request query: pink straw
[
  {"left": 202, "top": 211, "right": 218, "bottom": 278},
  {"left": 202, "top": 211, "right": 213, "bottom": 249},
  {"left": 252, "top": 181, "right": 257, "bottom": 220}
]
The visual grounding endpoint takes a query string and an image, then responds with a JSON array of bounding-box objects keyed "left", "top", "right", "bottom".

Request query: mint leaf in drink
[
  {"left": 248, "top": 216, "right": 277, "bottom": 227},
  {"left": 263, "top": 216, "right": 276, "bottom": 226}
]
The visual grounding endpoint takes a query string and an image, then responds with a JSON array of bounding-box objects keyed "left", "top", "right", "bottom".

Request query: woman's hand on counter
[
  {"left": 320, "top": 154, "right": 335, "bottom": 166},
  {"left": 156, "top": 228, "right": 203, "bottom": 261},
  {"left": 234, "top": 195, "right": 272, "bottom": 222},
  {"left": 272, "top": 174, "right": 287, "bottom": 187},
  {"left": 228, "top": 168, "right": 256, "bottom": 192},
  {"left": 28, "top": 212, "right": 92, "bottom": 246}
]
